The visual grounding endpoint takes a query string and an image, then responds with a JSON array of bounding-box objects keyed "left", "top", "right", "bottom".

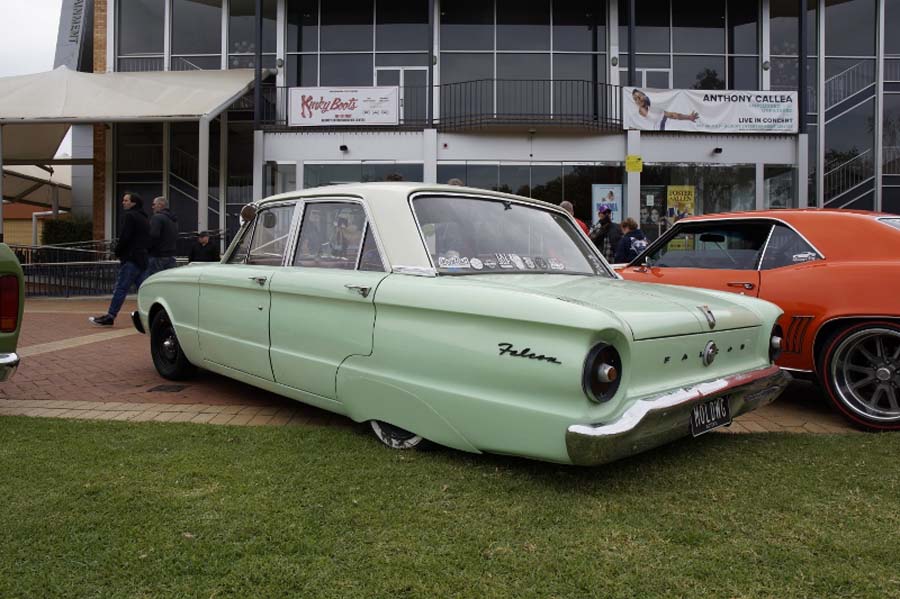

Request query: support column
[
  {"left": 627, "top": 0, "right": 636, "bottom": 87},
  {"left": 252, "top": 129, "right": 264, "bottom": 201},
  {"left": 626, "top": 130, "right": 641, "bottom": 220},
  {"left": 875, "top": 0, "right": 885, "bottom": 210},
  {"left": 219, "top": 113, "right": 228, "bottom": 253},
  {"left": 94, "top": 0, "right": 108, "bottom": 239},
  {"left": 296, "top": 161, "right": 304, "bottom": 191},
  {"left": 198, "top": 118, "right": 210, "bottom": 232},
  {"left": 755, "top": 163, "right": 765, "bottom": 211},
  {"left": 423, "top": 129, "right": 438, "bottom": 183},
  {"left": 0, "top": 124, "right": 4, "bottom": 243},
  {"left": 52, "top": 185, "right": 60, "bottom": 217},
  {"left": 798, "top": 133, "right": 809, "bottom": 207},
  {"left": 761, "top": 0, "right": 771, "bottom": 91}
]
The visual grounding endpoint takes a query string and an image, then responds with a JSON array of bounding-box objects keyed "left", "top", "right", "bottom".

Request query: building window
[
  {"left": 321, "top": 0, "right": 373, "bottom": 52},
  {"left": 497, "top": 0, "right": 550, "bottom": 52},
  {"left": 171, "top": 0, "right": 222, "bottom": 57},
  {"left": 764, "top": 165, "right": 798, "bottom": 209},
  {"left": 117, "top": 0, "right": 165, "bottom": 71},
  {"left": 229, "top": 0, "right": 276, "bottom": 68},
  {"left": 440, "top": 0, "right": 494, "bottom": 51},
  {"left": 376, "top": 0, "right": 429, "bottom": 52},
  {"left": 620, "top": 0, "right": 759, "bottom": 91}
]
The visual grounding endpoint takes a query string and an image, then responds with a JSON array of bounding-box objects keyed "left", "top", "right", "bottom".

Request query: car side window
[
  {"left": 358, "top": 226, "right": 386, "bottom": 272},
  {"left": 246, "top": 205, "right": 296, "bottom": 266},
  {"left": 227, "top": 222, "right": 255, "bottom": 264},
  {"left": 648, "top": 222, "right": 771, "bottom": 270},
  {"left": 759, "top": 224, "right": 820, "bottom": 270},
  {"left": 293, "top": 202, "right": 368, "bottom": 270}
]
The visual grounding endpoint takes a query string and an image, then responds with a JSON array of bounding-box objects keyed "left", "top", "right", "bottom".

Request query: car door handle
[
  {"left": 248, "top": 276, "right": 267, "bottom": 286},
  {"left": 727, "top": 281, "right": 755, "bottom": 290},
  {"left": 345, "top": 284, "right": 371, "bottom": 298}
]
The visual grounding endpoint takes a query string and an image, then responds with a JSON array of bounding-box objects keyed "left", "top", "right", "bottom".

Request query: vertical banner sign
[
  {"left": 666, "top": 186, "right": 696, "bottom": 250},
  {"left": 623, "top": 87, "right": 798, "bottom": 133},
  {"left": 591, "top": 184, "right": 623, "bottom": 225},
  {"left": 54, "top": 0, "right": 91, "bottom": 70},
  {"left": 288, "top": 87, "right": 399, "bottom": 126}
]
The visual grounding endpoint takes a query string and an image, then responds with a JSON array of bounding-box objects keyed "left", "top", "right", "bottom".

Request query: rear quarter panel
[
  {"left": 337, "top": 275, "right": 775, "bottom": 463},
  {"left": 760, "top": 260, "right": 900, "bottom": 371},
  {"left": 0, "top": 244, "right": 24, "bottom": 355}
]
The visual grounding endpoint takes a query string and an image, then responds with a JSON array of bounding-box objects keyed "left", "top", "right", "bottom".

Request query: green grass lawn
[{"left": 1, "top": 416, "right": 898, "bottom": 599}]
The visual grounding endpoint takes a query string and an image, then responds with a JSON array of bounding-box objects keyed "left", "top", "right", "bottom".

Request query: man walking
[
  {"left": 589, "top": 204, "right": 623, "bottom": 263},
  {"left": 188, "top": 231, "right": 220, "bottom": 263},
  {"left": 89, "top": 192, "right": 150, "bottom": 326},
  {"left": 146, "top": 196, "right": 178, "bottom": 277}
]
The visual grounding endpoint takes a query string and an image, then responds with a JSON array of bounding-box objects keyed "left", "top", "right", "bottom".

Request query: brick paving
[{"left": 0, "top": 298, "right": 857, "bottom": 434}]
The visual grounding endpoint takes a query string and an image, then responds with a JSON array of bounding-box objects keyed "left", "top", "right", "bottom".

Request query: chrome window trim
[
  {"left": 755, "top": 224, "right": 777, "bottom": 271},
  {"left": 224, "top": 216, "right": 258, "bottom": 265},
  {"left": 244, "top": 202, "right": 299, "bottom": 267},
  {"left": 631, "top": 216, "right": 827, "bottom": 269},
  {"left": 288, "top": 196, "right": 389, "bottom": 272},
  {"left": 406, "top": 190, "right": 616, "bottom": 279}
]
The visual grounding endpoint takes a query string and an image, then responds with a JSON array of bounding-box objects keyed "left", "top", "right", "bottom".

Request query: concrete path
[{"left": 0, "top": 298, "right": 857, "bottom": 434}]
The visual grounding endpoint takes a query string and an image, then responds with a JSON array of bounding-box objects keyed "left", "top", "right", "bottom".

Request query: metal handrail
[
  {"left": 823, "top": 148, "right": 874, "bottom": 202},
  {"left": 824, "top": 61, "right": 875, "bottom": 110}
]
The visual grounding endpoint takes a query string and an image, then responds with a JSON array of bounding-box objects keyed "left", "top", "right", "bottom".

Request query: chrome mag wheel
[
  {"left": 370, "top": 420, "right": 426, "bottom": 450},
  {"left": 830, "top": 327, "right": 900, "bottom": 424}
]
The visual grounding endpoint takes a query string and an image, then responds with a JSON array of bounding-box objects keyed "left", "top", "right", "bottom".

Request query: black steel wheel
[
  {"left": 150, "top": 310, "right": 196, "bottom": 381},
  {"left": 819, "top": 321, "right": 900, "bottom": 431}
]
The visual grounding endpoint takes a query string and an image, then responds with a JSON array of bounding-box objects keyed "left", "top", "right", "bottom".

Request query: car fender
[{"left": 337, "top": 368, "right": 482, "bottom": 453}]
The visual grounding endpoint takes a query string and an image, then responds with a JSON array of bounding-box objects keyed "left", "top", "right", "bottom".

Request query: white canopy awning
[
  {"left": 0, "top": 66, "right": 258, "bottom": 125},
  {"left": 0, "top": 66, "right": 262, "bottom": 237}
]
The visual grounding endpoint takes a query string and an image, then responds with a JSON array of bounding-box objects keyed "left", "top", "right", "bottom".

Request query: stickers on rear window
[{"left": 438, "top": 256, "right": 471, "bottom": 269}]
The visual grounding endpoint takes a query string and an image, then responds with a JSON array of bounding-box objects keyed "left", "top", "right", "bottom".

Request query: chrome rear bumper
[
  {"left": 0, "top": 352, "right": 20, "bottom": 382},
  {"left": 566, "top": 365, "right": 790, "bottom": 466}
]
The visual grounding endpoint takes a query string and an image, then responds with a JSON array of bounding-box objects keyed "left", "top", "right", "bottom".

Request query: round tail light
[{"left": 583, "top": 343, "right": 623, "bottom": 403}]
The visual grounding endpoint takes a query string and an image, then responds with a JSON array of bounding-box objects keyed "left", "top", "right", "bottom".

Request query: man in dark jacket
[
  {"left": 90, "top": 192, "right": 150, "bottom": 326},
  {"left": 145, "top": 196, "right": 178, "bottom": 277},
  {"left": 614, "top": 218, "right": 649, "bottom": 263},
  {"left": 589, "top": 204, "right": 623, "bottom": 263},
  {"left": 188, "top": 231, "right": 220, "bottom": 263}
]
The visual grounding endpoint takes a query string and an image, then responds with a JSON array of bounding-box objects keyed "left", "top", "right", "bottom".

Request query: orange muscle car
[{"left": 618, "top": 210, "right": 900, "bottom": 431}]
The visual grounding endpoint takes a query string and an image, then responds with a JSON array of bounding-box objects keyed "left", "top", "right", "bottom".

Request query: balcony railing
[{"left": 258, "top": 79, "right": 622, "bottom": 132}]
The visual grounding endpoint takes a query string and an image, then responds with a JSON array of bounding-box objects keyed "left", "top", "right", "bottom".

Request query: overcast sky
[
  {"left": 1, "top": 1, "right": 69, "bottom": 155},
  {"left": 0, "top": 0, "right": 64, "bottom": 77}
]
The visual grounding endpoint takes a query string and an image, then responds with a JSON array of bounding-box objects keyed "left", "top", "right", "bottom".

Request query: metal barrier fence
[{"left": 23, "top": 261, "right": 122, "bottom": 298}]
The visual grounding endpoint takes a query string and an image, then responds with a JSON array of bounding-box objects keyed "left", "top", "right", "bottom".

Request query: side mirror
[{"left": 240, "top": 204, "right": 257, "bottom": 224}]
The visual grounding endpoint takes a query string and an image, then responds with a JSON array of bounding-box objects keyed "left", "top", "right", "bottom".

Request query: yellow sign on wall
[
  {"left": 666, "top": 185, "right": 696, "bottom": 250},
  {"left": 625, "top": 155, "right": 643, "bottom": 173}
]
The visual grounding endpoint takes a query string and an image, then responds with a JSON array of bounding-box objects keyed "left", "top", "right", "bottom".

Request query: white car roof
[{"left": 257, "top": 182, "right": 568, "bottom": 273}]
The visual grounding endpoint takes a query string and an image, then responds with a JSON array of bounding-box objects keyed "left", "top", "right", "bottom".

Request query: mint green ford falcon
[{"left": 133, "top": 183, "right": 789, "bottom": 465}]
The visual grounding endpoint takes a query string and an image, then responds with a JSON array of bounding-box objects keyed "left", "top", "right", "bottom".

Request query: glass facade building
[{"left": 94, "top": 0, "right": 898, "bottom": 244}]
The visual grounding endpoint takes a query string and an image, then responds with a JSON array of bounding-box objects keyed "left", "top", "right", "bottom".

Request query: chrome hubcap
[
  {"left": 161, "top": 335, "right": 177, "bottom": 361},
  {"left": 831, "top": 328, "right": 900, "bottom": 422}
]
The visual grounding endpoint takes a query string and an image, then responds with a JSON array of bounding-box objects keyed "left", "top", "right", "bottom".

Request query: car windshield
[
  {"left": 880, "top": 218, "right": 900, "bottom": 231},
  {"left": 412, "top": 195, "right": 609, "bottom": 276}
]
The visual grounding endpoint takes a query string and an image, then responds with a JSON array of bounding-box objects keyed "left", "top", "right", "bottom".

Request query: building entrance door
[{"left": 375, "top": 67, "right": 429, "bottom": 123}]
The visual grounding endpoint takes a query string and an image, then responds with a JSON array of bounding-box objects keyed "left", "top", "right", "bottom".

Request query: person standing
[
  {"left": 145, "top": 196, "right": 178, "bottom": 277},
  {"left": 614, "top": 218, "right": 649, "bottom": 263},
  {"left": 89, "top": 192, "right": 150, "bottom": 326},
  {"left": 188, "top": 231, "right": 221, "bottom": 263},
  {"left": 560, "top": 201, "right": 589, "bottom": 235},
  {"left": 589, "top": 204, "right": 623, "bottom": 263}
]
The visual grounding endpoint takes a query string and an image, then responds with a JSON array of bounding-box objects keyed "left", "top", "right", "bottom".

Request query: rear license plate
[{"left": 690, "top": 397, "right": 732, "bottom": 437}]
